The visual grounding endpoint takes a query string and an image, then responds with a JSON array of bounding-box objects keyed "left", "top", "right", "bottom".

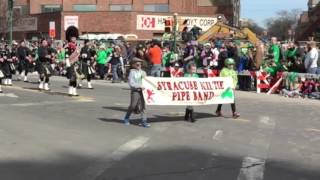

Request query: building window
[
  {"left": 144, "top": 4, "right": 169, "bottom": 12},
  {"left": 109, "top": 4, "right": 132, "bottom": 11},
  {"left": 73, "top": 4, "right": 97, "bottom": 12},
  {"left": 13, "top": 5, "right": 30, "bottom": 15},
  {"left": 41, "top": 5, "right": 62, "bottom": 13},
  {"left": 198, "top": 0, "right": 232, "bottom": 6}
]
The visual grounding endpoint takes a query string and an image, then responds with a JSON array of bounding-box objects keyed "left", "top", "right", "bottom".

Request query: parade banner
[
  {"left": 142, "top": 77, "right": 234, "bottom": 106},
  {"left": 136, "top": 15, "right": 218, "bottom": 31}
]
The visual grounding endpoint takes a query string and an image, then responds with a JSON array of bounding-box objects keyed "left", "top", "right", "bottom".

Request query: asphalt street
[{"left": 0, "top": 75, "right": 320, "bottom": 180}]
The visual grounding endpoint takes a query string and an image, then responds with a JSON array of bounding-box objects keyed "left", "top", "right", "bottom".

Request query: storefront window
[
  {"left": 41, "top": 5, "right": 61, "bottom": 13},
  {"left": 73, "top": 4, "right": 97, "bottom": 12},
  {"left": 144, "top": 4, "right": 169, "bottom": 12},
  {"left": 109, "top": 4, "right": 132, "bottom": 11}
]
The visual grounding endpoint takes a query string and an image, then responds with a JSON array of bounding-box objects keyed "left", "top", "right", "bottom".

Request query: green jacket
[
  {"left": 269, "top": 44, "right": 280, "bottom": 66},
  {"left": 96, "top": 50, "right": 107, "bottom": 64},
  {"left": 96, "top": 48, "right": 112, "bottom": 65},
  {"left": 285, "top": 48, "right": 297, "bottom": 59},
  {"left": 220, "top": 67, "right": 238, "bottom": 89},
  {"left": 184, "top": 73, "right": 199, "bottom": 78},
  {"left": 57, "top": 50, "right": 65, "bottom": 62}
]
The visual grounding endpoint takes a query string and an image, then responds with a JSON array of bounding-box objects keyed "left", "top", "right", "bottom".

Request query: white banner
[
  {"left": 64, "top": 16, "right": 79, "bottom": 30},
  {"left": 142, "top": 77, "right": 234, "bottom": 106},
  {"left": 136, "top": 15, "right": 217, "bottom": 31}
]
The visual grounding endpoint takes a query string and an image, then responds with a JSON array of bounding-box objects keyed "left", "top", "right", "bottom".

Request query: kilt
[{"left": 38, "top": 62, "right": 53, "bottom": 77}]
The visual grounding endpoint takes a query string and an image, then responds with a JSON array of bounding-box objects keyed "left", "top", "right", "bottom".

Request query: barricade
[{"left": 161, "top": 67, "right": 320, "bottom": 94}]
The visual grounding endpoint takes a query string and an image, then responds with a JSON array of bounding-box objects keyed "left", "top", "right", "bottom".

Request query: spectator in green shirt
[{"left": 96, "top": 44, "right": 112, "bottom": 79}]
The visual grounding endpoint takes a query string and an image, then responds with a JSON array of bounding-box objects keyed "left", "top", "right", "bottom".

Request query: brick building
[
  {"left": 296, "top": 0, "right": 320, "bottom": 41},
  {"left": 1, "top": 0, "right": 240, "bottom": 40}
]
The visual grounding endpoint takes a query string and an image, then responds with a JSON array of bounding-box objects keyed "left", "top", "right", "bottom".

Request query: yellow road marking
[
  {"left": 305, "top": 128, "right": 320, "bottom": 133},
  {"left": 166, "top": 112, "right": 185, "bottom": 116},
  {"left": 233, "top": 118, "right": 251, "bottom": 123}
]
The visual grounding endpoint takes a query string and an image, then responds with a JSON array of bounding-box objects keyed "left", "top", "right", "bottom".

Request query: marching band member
[
  {"left": 123, "top": 58, "right": 150, "bottom": 128},
  {"left": 3, "top": 43, "right": 17, "bottom": 86},
  {"left": 66, "top": 37, "right": 80, "bottom": 96},
  {"left": 0, "top": 45, "right": 6, "bottom": 93},
  {"left": 37, "top": 39, "right": 53, "bottom": 91},
  {"left": 79, "top": 40, "right": 94, "bottom": 89},
  {"left": 17, "top": 40, "right": 32, "bottom": 82},
  {"left": 184, "top": 62, "right": 199, "bottom": 123}
]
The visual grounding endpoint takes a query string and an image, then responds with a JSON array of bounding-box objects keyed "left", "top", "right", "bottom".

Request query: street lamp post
[{"left": 8, "top": 0, "right": 13, "bottom": 45}]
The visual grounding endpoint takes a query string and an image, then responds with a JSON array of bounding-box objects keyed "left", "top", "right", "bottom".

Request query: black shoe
[
  {"left": 184, "top": 109, "right": 190, "bottom": 121},
  {"left": 189, "top": 110, "right": 196, "bottom": 123}
]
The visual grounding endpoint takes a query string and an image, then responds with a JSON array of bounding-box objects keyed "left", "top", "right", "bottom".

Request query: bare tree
[
  {"left": 245, "top": 19, "right": 265, "bottom": 36},
  {"left": 265, "top": 9, "right": 302, "bottom": 41},
  {"left": 0, "top": 0, "right": 8, "bottom": 39}
]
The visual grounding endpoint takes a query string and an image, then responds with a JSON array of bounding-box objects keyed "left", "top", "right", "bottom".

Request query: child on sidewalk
[
  {"left": 216, "top": 58, "right": 240, "bottom": 119},
  {"left": 123, "top": 58, "right": 150, "bottom": 128}
]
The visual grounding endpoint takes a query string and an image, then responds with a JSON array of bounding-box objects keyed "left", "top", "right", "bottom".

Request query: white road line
[
  {"left": 81, "top": 136, "right": 149, "bottom": 180},
  {"left": 9, "top": 100, "right": 88, "bottom": 107},
  {"left": 111, "top": 136, "right": 149, "bottom": 161},
  {"left": 0, "top": 93, "right": 19, "bottom": 98},
  {"left": 237, "top": 116, "right": 276, "bottom": 180},
  {"left": 212, "top": 130, "right": 223, "bottom": 141}
]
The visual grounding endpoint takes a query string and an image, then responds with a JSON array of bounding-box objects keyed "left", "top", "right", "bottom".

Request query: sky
[{"left": 241, "top": 0, "right": 308, "bottom": 27}]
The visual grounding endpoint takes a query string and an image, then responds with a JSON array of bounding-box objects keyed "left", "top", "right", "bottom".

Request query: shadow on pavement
[
  {"left": 0, "top": 148, "right": 319, "bottom": 180},
  {"left": 98, "top": 112, "right": 216, "bottom": 126},
  {"left": 103, "top": 106, "right": 127, "bottom": 112}
]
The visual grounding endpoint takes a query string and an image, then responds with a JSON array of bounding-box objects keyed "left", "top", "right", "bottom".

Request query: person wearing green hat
[
  {"left": 216, "top": 58, "right": 240, "bottom": 118},
  {"left": 266, "top": 37, "right": 281, "bottom": 75}
]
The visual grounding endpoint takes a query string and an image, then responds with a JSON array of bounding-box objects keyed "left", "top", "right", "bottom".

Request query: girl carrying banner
[
  {"left": 216, "top": 58, "right": 240, "bottom": 119},
  {"left": 123, "top": 58, "right": 151, "bottom": 128},
  {"left": 184, "top": 62, "right": 199, "bottom": 123}
]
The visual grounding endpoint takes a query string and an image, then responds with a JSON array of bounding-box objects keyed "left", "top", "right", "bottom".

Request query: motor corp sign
[
  {"left": 136, "top": 15, "right": 218, "bottom": 31},
  {"left": 137, "top": 15, "right": 171, "bottom": 30},
  {"left": 64, "top": 16, "right": 79, "bottom": 30}
]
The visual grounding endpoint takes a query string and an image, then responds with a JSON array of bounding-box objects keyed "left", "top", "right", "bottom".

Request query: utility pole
[
  {"left": 173, "top": 13, "right": 178, "bottom": 53},
  {"left": 8, "top": 0, "right": 13, "bottom": 45}
]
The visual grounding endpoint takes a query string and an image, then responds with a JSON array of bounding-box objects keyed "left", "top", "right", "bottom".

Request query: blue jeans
[
  {"left": 307, "top": 67, "right": 317, "bottom": 74},
  {"left": 150, "top": 64, "right": 162, "bottom": 77},
  {"left": 316, "top": 67, "right": 320, "bottom": 75},
  {"left": 112, "top": 63, "right": 120, "bottom": 81}
]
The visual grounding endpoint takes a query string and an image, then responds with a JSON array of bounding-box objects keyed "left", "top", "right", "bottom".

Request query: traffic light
[{"left": 164, "top": 19, "right": 172, "bottom": 33}]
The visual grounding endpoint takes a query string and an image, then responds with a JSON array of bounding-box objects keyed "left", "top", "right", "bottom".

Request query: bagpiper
[
  {"left": 17, "top": 40, "right": 32, "bottom": 82},
  {"left": 78, "top": 40, "right": 94, "bottom": 89},
  {"left": 37, "top": 39, "right": 53, "bottom": 91},
  {"left": 66, "top": 37, "right": 80, "bottom": 96}
]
